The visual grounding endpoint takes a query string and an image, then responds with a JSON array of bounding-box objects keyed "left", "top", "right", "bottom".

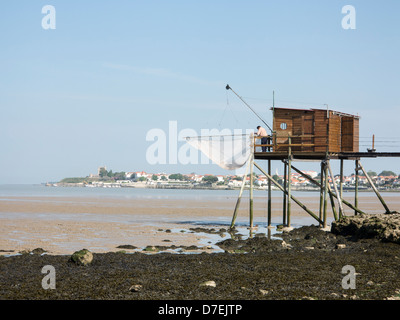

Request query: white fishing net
[{"left": 185, "top": 133, "right": 253, "bottom": 170}]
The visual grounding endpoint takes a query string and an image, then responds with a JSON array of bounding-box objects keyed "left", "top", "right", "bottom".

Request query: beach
[
  {"left": 1, "top": 224, "right": 400, "bottom": 301},
  {"left": 1, "top": 185, "right": 400, "bottom": 302},
  {"left": 0, "top": 185, "right": 400, "bottom": 255}
]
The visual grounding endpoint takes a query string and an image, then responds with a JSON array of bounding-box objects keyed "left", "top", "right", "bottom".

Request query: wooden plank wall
[
  {"left": 272, "top": 108, "right": 359, "bottom": 153},
  {"left": 313, "top": 109, "right": 328, "bottom": 152},
  {"left": 292, "top": 115, "right": 303, "bottom": 152},
  {"left": 341, "top": 117, "right": 354, "bottom": 152},
  {"left": 302, "top": 114, "right": 314, "bottom": 152},
  {"left": 328, "top": 113, "right": 342, "bottom": 152},
  {"left": 273, "top": 109, "right": 294, "bottom": 151},
  {"left": 353, "top": 118, "right": 359, "bottom": 152},
  {"left": 273, "top": 109, "right": 313, "bottom": 152}
]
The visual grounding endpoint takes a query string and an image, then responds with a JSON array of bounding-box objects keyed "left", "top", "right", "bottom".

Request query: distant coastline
[
  {"left": 47, "top": 166, "right": 400, "bottom": 192},
  {"left": 44, "top": 181, "right": 400, "bottom": 193}
]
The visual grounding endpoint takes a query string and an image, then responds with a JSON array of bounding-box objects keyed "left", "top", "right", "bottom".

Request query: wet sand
[
  {"left": 1, "top": 193, "right": 400, "bottom": 302},
  {"left": 0, "top": 193, "right": 399, "bottom": 255},
  {"left": 0, "top": 195, "right": 249, "bottom": 254}
]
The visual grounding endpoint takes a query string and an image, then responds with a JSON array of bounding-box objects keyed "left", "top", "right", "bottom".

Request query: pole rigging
[{"left": 225, "top": 84, "right": 273, "bottom": 132}]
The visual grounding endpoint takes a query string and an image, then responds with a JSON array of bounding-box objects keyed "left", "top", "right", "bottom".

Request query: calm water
[
  {"left": 1, "top": 183, "right": 399, "bottom": 200},
  {"left": 0, "top": 184, "right": 241, "bottom": 200}
]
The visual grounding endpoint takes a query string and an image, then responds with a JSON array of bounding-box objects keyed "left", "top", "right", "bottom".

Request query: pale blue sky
[{"left": 1, "top": 0, "right": 399, "bottom": 183}]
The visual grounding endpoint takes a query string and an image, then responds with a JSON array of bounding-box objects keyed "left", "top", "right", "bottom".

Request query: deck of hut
[{"left": 230, "top": 107, "right": 400, "bottom": 231}]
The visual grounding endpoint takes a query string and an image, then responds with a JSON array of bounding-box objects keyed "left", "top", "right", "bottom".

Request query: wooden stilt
[
  {"left": 358, "top": 161, "right": 392, "bottom": 214},
  {"left": 253, "top": 161, "right": 323, "bottom": 225},
  {"left": 230, "top": 156, "right": 251, "bottom": 229},
  {"left": 319, "top": 161, "right": 324, "bottom": 227},
  {"left": 327, "top": 160, "right": 344, "bottom": 218},
  {"left": 290, "top": 163, "right": 366, "bottom": 215},
  {"left": 340, "top": 159, "right": 344, "bottom": 218},
  {"left": 287, "top": 136, "right": 292, "bottom": 227},
  {"left": 249, "top": 228, "right": 255, "bottom": 238},
  {"left": 355, "top": 160, "right": 359, "bottom": 216},
  {"left": 282, "top": 161, "right": 287, "bottom": 226},
  {"left": 267, "top": 159, "right": 272, "bottom": 228},
  {"left": 323, "top": 162, "right": 328, "bottom": 228},
  {"left": 249, "top": 154, "right": 254, "bottom": 228},
  {"left": 328, "top": 183, "right": 338, "bottom": 222}
]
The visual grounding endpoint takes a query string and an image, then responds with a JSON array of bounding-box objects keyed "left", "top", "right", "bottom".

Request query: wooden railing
[{"left": 254, "top": 133, "right": 316, "bottom": 153}]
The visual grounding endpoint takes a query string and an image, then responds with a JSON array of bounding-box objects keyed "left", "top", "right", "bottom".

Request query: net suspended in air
[{"left": 185, "top": 133, "right": 254, "bottom": 170}]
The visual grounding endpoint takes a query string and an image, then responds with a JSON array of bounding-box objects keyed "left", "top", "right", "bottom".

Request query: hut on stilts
[{"left": 187, "top": 85, "right": 400, "bottom": 231}]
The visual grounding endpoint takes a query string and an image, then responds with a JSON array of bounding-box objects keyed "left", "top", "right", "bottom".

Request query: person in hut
[{"left": 256, "top": 126, "right": 269, "bottom": 152}]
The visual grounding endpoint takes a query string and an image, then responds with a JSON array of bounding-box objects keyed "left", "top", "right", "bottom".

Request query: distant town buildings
[
  {"left": 121, "top": 170, "right": 399, "bottom": 189},
  {"left": 65, "top": 166, "right": 400, "bottom": 190}
]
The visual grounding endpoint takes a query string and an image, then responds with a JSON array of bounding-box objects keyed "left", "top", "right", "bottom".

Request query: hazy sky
[{"left": 1, "top": 0, "right": 399, "bottom": 184}]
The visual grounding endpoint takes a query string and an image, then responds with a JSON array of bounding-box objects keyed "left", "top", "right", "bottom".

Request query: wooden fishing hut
[
  {"left": 272, "top": 107, "right": 359, "bottom": 153},
  {"left": 230, "top": 106, "right": 399, "bottom": 231}
]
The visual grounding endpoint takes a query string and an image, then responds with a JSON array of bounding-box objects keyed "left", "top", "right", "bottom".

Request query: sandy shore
[
  {"left": 0, "top": 192, "right": 399, "bottom": 255},
  {"left": 1, "top": 192, "right": 400, "bottom": 302}
]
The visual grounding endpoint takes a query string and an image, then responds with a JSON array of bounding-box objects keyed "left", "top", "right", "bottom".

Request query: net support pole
[
  {"left": 249, "top": 153, "right": 254, "bottom": 228},
  {"left": 230, "top": 155, "right": 252, "bottom": 229}
]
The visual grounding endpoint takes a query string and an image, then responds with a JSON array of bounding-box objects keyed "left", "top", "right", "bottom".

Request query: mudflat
[
  {"left": 0, "top": 193, "right": 399, "bottom": 255},
  {"left": 1, "top": 192, "right": 400, "bottom": 301}
]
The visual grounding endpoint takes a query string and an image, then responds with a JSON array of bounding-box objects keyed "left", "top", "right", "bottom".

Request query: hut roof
[{"left": 270, "top": 107, "right": 360, "bottom": 119}]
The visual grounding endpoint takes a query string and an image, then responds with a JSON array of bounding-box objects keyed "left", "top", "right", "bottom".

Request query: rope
[
  {"left": 217, "top": 90, "right": 240, "bottom": 129},
  {"left": 185, "top": 133, "right": 253, "bottom": 140},
  {"left": 226, "top": 85, "right": 273, "bottom": 132}
]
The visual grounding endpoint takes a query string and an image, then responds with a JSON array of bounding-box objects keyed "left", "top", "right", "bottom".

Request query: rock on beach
[
  {"left": 69, "top": 249, "right": 93, "bottom": 266},
  {"left": 331, "top": 213, "right": 400, "bottom": 244}
]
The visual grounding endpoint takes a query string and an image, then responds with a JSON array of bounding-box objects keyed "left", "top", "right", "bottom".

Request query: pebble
[
  {"left": 281, "top": 241, "right": 293, "bottom": 249},
  {"left": 129, "top": 284, "right": 143, "bottom": 292},
  {"left": 143, "top": 246, "right": 158, "bottom": 252},
  {"left": 386, "top": 289, "right": 400, "bottom": 300},
  {"left": 259, "top": 289, "right": 269, "bottom": 296},
  {"left": 200, "top": 281, "right": 216, "bottom": 288}
]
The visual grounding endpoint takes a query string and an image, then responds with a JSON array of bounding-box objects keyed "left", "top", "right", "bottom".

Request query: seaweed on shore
[{"left": 1, "top": 215, "right": 400, "bottom": 300}]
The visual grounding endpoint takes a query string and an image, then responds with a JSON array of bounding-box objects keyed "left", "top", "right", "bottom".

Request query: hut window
[{"left": 280, "top": 122, "right": 287, "bottom": 130}]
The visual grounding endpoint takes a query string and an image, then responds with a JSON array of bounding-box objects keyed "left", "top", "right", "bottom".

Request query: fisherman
[{"left": 256, "top": 126, "right": 269, "bottom": 152}]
